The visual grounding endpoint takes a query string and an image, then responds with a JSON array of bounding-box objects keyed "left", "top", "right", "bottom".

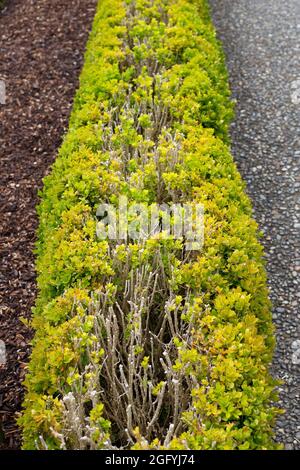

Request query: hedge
[{"left": 19, "top": 0, "right": 280, "bottom": 450}]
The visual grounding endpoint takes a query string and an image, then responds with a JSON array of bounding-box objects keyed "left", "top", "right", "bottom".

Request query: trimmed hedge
[{"left": 20, "top": 0, "right": 280, "bottom": 450}]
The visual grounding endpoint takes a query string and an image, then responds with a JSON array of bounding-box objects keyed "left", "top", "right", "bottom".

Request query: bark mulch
[{"left": 0, "top": 0, "right": 97, "bottom": 449}]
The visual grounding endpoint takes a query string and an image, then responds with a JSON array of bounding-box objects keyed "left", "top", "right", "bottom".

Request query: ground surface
[
  {"left": 210, "top": 0, "right": 300, "bottom": 449},
  {"left": 0, "top": 0, "right": 97, "bottom": 449}
]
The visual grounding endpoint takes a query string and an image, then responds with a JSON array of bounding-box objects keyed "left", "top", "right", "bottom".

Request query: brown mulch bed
[{"left": 0, "top": 0, "right": 97, "bottom": 449}]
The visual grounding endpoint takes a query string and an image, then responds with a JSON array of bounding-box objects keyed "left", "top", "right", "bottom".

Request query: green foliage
[{"left": 19, "top": 0, "right": 281, "bottom": 450}]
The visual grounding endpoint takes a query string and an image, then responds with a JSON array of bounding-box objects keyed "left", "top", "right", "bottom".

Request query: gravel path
[
  {"left": 209, "top": 0, "right": 300, "bottom": 449},
  {"left": 0, "top": 0, "right": 97, "bottom": 449}
]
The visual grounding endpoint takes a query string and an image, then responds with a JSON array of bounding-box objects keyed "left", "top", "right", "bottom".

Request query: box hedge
[{"left": 19, "top": 0, "right": 280, "bottom": 450}]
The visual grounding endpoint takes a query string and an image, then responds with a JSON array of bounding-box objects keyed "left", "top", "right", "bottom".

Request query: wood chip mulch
[{"left": 0, "top": 0, "right": 97, "bottom": 449}]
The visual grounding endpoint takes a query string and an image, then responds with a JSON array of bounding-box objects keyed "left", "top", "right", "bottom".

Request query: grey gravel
[{"left": 209, "top": 0, "right": 300, "bottom": 449}]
